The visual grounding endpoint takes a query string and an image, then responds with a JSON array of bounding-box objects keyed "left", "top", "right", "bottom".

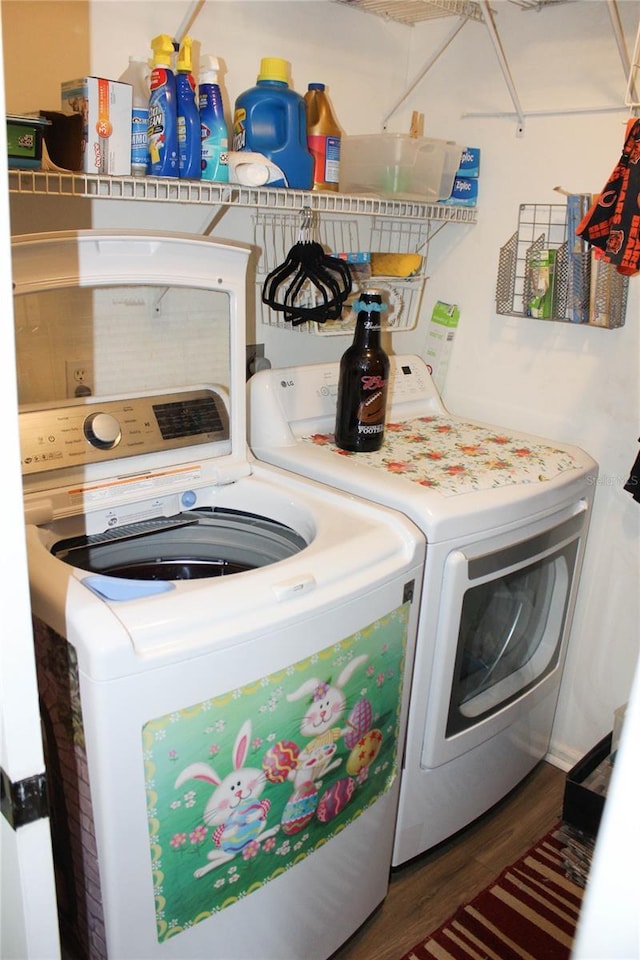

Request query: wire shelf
[
  {"left": 333, "top": 0, "right": 484, "bottom": 25},
  {"left": 8, "top": 169, "right": 477, "bottom": 337},
  {"left": 254, "top": 210, "right": 430, "bottom": 335},
  {"left": 7, "top": 169, "right": 478, "bottom": 224}
]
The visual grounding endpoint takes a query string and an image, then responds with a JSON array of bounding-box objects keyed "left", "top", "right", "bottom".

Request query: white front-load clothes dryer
[
  {"left": 14, "top": 231, "right": 425, "bottom": 960},
  {"left": 248, "top": 355, "right": 598, "bottom": 866}
]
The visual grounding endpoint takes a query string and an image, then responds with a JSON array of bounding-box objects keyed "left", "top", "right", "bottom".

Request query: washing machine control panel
[{"left": 19, "top": 388, "right": 230, "bottom": 476}]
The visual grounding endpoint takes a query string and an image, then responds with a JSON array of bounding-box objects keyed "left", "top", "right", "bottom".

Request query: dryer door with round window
[{"left": 423, "top": 504, "right": 589, "bottom": 768}]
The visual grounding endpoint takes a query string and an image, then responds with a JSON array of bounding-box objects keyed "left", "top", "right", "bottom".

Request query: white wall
[
  {"left": 2, "top": 0, "right": 638, "bottom": 767},
  {"left": 398, "top": 0, "right": 640, "bottom": 766},
  {"left": 0, "top": 9, "right": 60, "bottom": 954}
]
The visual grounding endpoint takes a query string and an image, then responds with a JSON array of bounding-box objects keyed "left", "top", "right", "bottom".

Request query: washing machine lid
[{"left": 13, "top": 230, "right": 254, "bottom": 518}]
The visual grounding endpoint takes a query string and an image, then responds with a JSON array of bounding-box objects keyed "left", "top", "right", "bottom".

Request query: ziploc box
[
  {"left": 61, "top": 77, "right": 132, "bottom": 175},
  {"left": 442, "top": 176, "right": 478, "bottom": 207},
  {"left": 456, "top": 147, "right": 480, "bottom": 178}
]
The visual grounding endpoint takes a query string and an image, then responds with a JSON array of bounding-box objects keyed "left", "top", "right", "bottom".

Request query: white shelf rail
[{"left": 7, "top": 169, "right": 478, "bottom": 224}]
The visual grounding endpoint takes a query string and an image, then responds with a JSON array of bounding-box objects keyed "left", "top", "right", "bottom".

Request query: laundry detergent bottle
[
  {"left": 199, "top": 55, "right": 229, "bottom": 182},
  {"left": 118, "top": 55, "right": 150, "bottom": 176},
  {"left": 148, "top": 33, "right": 178, "bottom": 177},
  {"left": 232, "top": 58, "right": 313, "bottom": 189},
  {"left": 304, "top": 82, "right": 341, "bottom": 192},
  {"left": 176, "top": 36, "right": 201, "bottom": 178}
]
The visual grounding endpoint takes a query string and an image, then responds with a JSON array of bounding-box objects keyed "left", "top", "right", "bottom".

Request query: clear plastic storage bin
[{"left": 339, "top": 134, "right": 465, "bottom": 202}]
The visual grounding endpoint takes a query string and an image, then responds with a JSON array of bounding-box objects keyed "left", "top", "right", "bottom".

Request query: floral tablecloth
[{"left": 301, "top": 415, "right": 578, "bottom": 498}]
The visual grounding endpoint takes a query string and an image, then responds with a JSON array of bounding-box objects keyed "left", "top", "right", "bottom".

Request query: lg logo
[{"left": 280, "top": 379, "right": 294, "bottom": 388}]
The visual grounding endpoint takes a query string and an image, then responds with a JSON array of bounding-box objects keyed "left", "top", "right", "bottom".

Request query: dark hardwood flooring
[{"left": 332, "top": 760, "right": 567, "bottom": 960}]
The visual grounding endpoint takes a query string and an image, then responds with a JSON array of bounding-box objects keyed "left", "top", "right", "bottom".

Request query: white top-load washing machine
[
  {"left": 15, "top": 230, "right": 425, "bottom": 960},
  {"left": 248, "top": 354, "right": 598, "bottom": 866}
]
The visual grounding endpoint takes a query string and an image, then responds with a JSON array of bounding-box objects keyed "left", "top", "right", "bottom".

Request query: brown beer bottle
[{"left": 335, "top": 290, "right": 389, "bottom": 452}]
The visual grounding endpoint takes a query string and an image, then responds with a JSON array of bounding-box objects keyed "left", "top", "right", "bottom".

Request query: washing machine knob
[{"left": 84, "top": 411, "right": 122, "bottom": 450}]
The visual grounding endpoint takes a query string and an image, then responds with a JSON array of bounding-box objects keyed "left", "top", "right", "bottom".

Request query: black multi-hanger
[{"left": 261, "top": 208, "right": 352, "bottom": 326}]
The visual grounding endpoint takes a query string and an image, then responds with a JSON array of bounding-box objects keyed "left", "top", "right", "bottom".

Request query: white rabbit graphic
[
  {"left": 174, "top": 719, "right": 279, "bottom": 878},
  {"left": 286, "top": 654, "right": 368, "bottom": 788}
]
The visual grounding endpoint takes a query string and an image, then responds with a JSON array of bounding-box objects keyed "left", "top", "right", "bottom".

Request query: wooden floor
[{"left": 331, "top": 760, "right": 567, "bottom": 960}]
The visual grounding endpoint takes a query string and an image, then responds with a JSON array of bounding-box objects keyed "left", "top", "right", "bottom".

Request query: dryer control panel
[
  {"left": 250, "top": 354, "right": 444, "bottom": 441},
  {"left": 19, "top": 388, "right": 230, "bottom": 476}
]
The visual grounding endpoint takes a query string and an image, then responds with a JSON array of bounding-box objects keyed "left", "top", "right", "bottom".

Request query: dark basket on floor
[{"left": 563, "top": 732, "right": 612, "bottom": 838}]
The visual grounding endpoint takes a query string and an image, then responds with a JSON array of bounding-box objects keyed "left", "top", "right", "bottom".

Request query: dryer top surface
[{"left": 248, "top": 355, "right": 598, "bottom": 542}]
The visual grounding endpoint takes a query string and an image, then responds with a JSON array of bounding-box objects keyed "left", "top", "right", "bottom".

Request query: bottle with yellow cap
[
  {"left": 304, "top": 83, "right": 341, "bottom": 192},
  {"left": 232, "top": 58, "right": 313, "bottom": 190},
  {"left": 176, "top": 37, "right": 200, "bottom": 179},
  {"left": 148, "top": 33, "right": 178, "bottom": 177}
]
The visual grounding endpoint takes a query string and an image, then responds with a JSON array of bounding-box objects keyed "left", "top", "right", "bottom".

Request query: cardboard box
[
  {"left": 425, "top": 301, "right": 460, "bottom": 393},
  {"left": 61, "top": 77, "right": 132, "bottom": 175}
]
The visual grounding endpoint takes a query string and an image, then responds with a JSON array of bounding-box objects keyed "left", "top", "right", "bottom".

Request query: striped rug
[{"left": 400, "top": 827, "right": 585, "bottom": 960}]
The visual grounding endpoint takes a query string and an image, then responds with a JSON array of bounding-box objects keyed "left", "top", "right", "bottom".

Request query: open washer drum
[
  {"left": 15, "top": 230, "right": 425, "bottom": 960},
  {"left": 248, "top": 354, "right": 599, "bottom": 866}
]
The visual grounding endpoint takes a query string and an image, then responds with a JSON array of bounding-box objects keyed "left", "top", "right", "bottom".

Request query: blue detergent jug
[{"left": 232, "top": 58, "right": 313, "bottom": 190}]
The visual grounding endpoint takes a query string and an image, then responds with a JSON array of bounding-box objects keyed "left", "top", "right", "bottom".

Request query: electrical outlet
[{"left": 65, "top": 360, "right": 94, "bottom": 397}]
